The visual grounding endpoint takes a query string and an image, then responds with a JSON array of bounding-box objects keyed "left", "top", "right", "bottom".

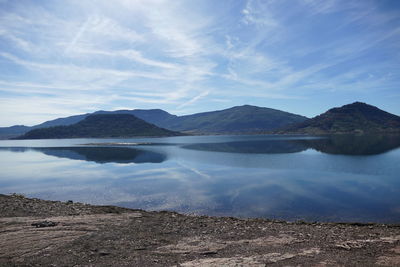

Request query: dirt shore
[{"left": 1, "top": 194, "right": 399, "bottom": 266}]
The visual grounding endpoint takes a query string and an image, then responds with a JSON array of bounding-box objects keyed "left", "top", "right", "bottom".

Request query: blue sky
[{"left": 0, "top": 0, "right": 399, "bottom": 126}]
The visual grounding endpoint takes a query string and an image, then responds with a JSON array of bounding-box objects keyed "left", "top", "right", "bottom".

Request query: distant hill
[
  {"left": 0, "top": 125, "right": 31, "bottom": 139},
  {"left": 279, "top": 102, "right": 400, "bottom": 134},
  {"left": 32, "top": 113, "right": 90, "bottom": 129},
  {"left": 0, "top": 105, "right": 307, "bottom": 138},
  {"left": 16, "top": 114, "right": 181, "bottom": 139},
  {"left": 159, "top": 105, "right": 308, "bottom": 134}
]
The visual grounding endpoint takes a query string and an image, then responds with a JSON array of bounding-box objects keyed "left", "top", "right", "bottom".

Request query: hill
[
  {"left": 280, "top": 102, "right": 400, "bottom": 134},
  {"left": 15, "top": 114, "right": 181, "bottom": 139}
]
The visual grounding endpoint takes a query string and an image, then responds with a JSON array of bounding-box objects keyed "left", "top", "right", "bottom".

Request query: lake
[{"left": 1, "top": 134, "right": 399, "bottom": 223}]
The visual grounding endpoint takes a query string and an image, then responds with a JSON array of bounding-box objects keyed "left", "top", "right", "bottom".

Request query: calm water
[{"left": 1, "top": 134, "right": 399, "bottom": 223}]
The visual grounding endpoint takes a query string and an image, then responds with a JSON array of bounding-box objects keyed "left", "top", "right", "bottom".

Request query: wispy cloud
[
  {"left": 68, "top": 47, "right": 181, "bottom": 70},
  {"left": 177, "top": 90, "right": 210, "bottom": 109}
]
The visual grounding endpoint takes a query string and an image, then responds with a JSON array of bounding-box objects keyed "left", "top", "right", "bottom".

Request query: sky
[{"left": 0, "top": 0, "right": 399, "bottom": 126}]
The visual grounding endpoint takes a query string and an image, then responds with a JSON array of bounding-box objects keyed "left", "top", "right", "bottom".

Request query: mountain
[
  {"left": 15, "top": 114, "right": 181, "bottom": 139},
  {"left": 157, "top": 105, "right": 308, "bottom": 134},
  {"left": 0, "top": 105, "right": 307, "bottom": 138},
  {"left": 280, "top": 102, "right": 400, "bottom": 134}
]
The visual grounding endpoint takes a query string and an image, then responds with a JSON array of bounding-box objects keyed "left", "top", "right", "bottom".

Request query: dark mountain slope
[
  {"left": 16, "top": 114, "right": 181, "bottom": 139},
  {"left": 280, "top": 102, "right": 400, "bottom": 134}
]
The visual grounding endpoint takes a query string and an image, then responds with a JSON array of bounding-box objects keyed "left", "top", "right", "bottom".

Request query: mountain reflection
[
  {"left": 183, "top": 135, "right": 400, "bottom": 155},
  {"left": 1, "top": 147, "right": 167, "bottom": 164},
  {"left": 182, "top": 140, "right": 308, "bottom": 154},
  {"left": 296, "top": 135, "right": 400, "bottom": 155}
]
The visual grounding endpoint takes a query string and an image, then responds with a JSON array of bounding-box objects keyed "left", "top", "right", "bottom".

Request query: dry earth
[{"left": 1, "top": 194, "right": 400, "bottom": 266}]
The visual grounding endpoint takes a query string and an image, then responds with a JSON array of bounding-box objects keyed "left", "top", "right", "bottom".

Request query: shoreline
[{"left": 1, "top": 194, "right": 400, "bottom": 266}]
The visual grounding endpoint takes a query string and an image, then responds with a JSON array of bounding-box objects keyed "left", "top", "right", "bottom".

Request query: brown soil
[{"left": 1, "top": 194, "right": 399, "bottom": 266}]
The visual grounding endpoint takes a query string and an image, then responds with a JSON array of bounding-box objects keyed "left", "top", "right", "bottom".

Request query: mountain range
[
  {"left": 1, "top": 105, "right": 307, "bottom": 139},
  {"left": 2, "top": 102, "right": 400, "bottom": 139}
]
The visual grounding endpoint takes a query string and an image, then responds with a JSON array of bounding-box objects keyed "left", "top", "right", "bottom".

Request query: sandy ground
[{"left": 1, "top": 194, "right": 400, "bottom": 266}]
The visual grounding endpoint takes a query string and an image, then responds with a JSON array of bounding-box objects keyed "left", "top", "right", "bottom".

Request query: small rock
[
  {"left": 99, "top": 250, "right": 111, "bottom": 256},
  {"left": 335, "top": 244, "right": 351, "bottom": 250},
  {"left": 31, "top": 221, "right": 58, "bottom": 228},
  {"left": 201, "top": 250, "right": 218, "bottom": 255},
  {"left": 335, "top": 241, "right": 363, "bottom": 250}
]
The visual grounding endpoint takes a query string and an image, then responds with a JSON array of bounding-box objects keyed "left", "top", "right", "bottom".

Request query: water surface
[{"left": 1, "top": 134, "right": 399, "bottom": 223}]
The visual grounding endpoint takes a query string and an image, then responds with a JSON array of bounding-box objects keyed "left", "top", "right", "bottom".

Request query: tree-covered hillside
[{"left": 16, "top": 114, "right": 181, "bottom": 139}]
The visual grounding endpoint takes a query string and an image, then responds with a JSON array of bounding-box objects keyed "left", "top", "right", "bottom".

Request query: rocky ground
[{"left": 1, "top": 194, "right": 400, "bottom": 266}]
